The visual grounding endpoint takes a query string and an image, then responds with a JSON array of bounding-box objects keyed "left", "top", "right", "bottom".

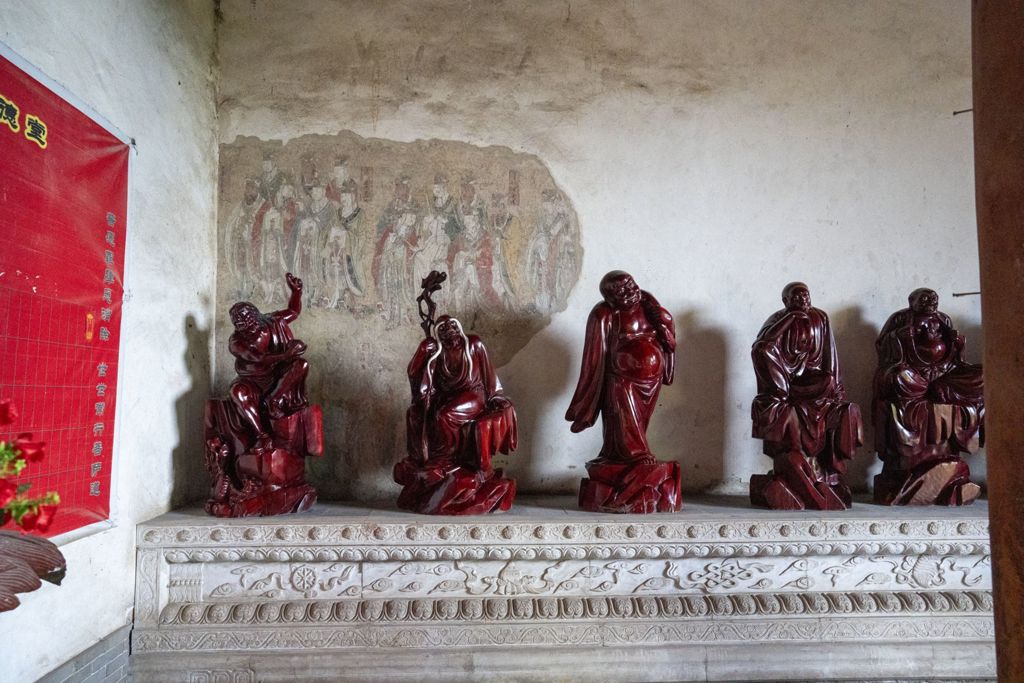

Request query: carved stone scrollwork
[{"left": 132, "top": 499, "right": 995, "bottom": 680}]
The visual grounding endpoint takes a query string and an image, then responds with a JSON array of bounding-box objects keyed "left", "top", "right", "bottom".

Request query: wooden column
[{"left": 972, "top": 2, "right": 1024, "bottom": 680}]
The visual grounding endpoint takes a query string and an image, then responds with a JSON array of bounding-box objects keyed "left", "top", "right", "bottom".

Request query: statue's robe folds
[
  {"left": 751, "top": 307, "right": 861, "bottom": 484},
  {"left": 395, "top": 335, "right": 517, "bottom": 515},
  {"left": 406, "top": 335, "right": 506, "bottom": 463},
  {"left": 871, "top": 308, "right": 984, "bottom": 506},
  {"left": 566, "top": 292, "right": 681, "bottom": 513},
  {"left": 565, "top": 292, "right": 676, "bottom": 463},
  {"left": 873, "top": 308, "right": 984, "bottom": 465}
]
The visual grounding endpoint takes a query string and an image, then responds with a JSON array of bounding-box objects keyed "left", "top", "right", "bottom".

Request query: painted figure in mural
[
  {"left": 257, "top": 186, "right": 292, "bottom": 303},
  {"left": 488, "top": 193, "right": 517, "bottom": 308},
  {"left": 257, "top": 152, "right": 287, "bottom": 204},
  {"left": 393, "top": 272, "right": 517, "bottom": 514},
  {"left": 379, "top": 206, "right": 419, "bottom": 325},
  {"left": 431, "top": 174, "right": 462, "bottom": 240},
  {"left": 457, "top": 176, "right": 485, "bottom": 227},
  {"left": 299, "top": 153, "right": 319, "bottom": 196},
  {"left": 291, "top": 216, "right": 322, "bottom": 301},
  {"left": 448, "top": 205, "right": 498, "bottom": 314},
  {"left": 565, "top": 270, "right": 682, "bottom": 513},
  {"left": 304, "top": 181, "right": 336, "bottom": 234},
  {"left": 550, "top": 191, "right": 580, "bottom": 305},
  {"left": 319, "top": 191, "right": 365, "bottom": 310},
  {"left": 412, "top": 213, "right": 452, "bottom": 289},
  {"left": 224, "top": 177, "right": 262, "bottom": 298},
  {"left": 204, "top": 273, "right": 323, "bottom": 517},
  {"left": 523, "top": 189, "right": 571, "bottom": 312},
  {"left": 336, "top": 178, "right": 368, "bottom": 294},
  {"left": 872, "top": 288, "right": 984, "bottom": 505},
  {"left": 274, "top": 184, "right": 299, "bottom": 266},
  {"left": 373, "top": 175, "right": 414, "bottom": 289},
  {"left": 325, "top": 156, "right": 350, "bottom": 204},
  {"left": 749, "top": 282, "right": 863, "bottom": 510},
  {"left": 379, "top": 175, "right": 413, "bottom": 235}
]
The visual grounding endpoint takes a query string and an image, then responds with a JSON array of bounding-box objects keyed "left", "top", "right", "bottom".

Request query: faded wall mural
[{"left": 217, "top": 132, "right": 582, "bottom": 499}]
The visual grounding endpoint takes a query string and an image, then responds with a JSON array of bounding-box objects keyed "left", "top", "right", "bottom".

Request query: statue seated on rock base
[
  {"left": 393, "top": 271, "right": 517, "bottom": 515},
  {"left": 872, "top": 288, "right": 984, "bottom": 506},
  {"left": 749, "top": 282, "right": 863, "bottom": 511},
  {"left": 204, "top": 273, "right": 323, "bottom": 518}
]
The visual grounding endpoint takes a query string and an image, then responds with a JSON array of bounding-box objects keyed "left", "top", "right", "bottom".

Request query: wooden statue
[
  {"left": 566, "top": 270, "right": 682, "bottom": 513},
  {"left": 393, "top": 271, "right": 518, "bottom": 514},
  {"left": 749, "top": 282, "right": 863, "bottom": 510},
  {"left": 204, "top": 273, "right": 323, "bottom": 517},
  {"left": 872, "top": 288, "right": 984, "bottom": 505}
]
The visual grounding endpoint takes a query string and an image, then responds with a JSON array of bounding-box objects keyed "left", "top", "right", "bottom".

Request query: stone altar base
[{"left": 131, "top": 496, "right": 995, "bottom": 682}]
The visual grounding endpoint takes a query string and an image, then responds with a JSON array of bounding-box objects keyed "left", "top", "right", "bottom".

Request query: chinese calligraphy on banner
[{"left": 0, "top": 49, "right": 129, "bottom": 536}]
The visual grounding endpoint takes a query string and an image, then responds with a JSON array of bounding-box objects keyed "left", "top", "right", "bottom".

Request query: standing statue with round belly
[
  {"left": 566, "top": 270, "right": 682, "bottom": 513},
  {"left": 872, "top": 288, "right": 984, "bottom": 505},
  {"left": 749, "top": 282, "right": 863, "bottom": 510},
  {"left": 393, "top": 271, "right": 518, "bottom": 514}
]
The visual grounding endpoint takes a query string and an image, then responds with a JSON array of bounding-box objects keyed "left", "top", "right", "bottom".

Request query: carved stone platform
[{"left": 131, "top": 496, "right": 995, "bottom": 682}]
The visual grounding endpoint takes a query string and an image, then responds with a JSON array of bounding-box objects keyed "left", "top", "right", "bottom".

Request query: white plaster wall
[
  {"left": 217, "top": 0, "right": 982, "bottom": 497},
  {"left": 0, "top": 1, "right": 218, "bottom": 679}
]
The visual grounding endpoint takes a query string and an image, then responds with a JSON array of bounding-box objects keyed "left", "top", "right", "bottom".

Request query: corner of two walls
[{"left": 0, "top": 1, "right": 219, "bottom": 679}]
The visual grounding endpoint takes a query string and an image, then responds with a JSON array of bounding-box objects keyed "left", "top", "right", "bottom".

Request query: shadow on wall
[
  {"left": 830, "top": 305, "right": 880, "bottom": 493},
  {"left": 653, "top": 309, "right": 729, "bottom": 492},
  {"left": 171, "top": 313, "right": 212, "bottom": 508},
  {"left": 316, "top": 339, "right": 406, "bottom": 503},
  {"left": 502, "top": 325, "right": 574, "bottom": 494}
]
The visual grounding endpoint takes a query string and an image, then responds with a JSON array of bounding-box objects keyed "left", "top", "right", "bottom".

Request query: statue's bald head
[
  {"left": 908, "top": 287, "right": 939, "bottom": 314},
  {"left": 782, "top": 282, "right": 811, "bottom": 312},
  {"left": 600, "top": 270, "right": 641, "bottom": 310}
]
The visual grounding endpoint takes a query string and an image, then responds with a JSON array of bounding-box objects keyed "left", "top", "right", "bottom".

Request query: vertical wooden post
[{"left": 972, "top": 2, "right": 1024, "bottom": 680}]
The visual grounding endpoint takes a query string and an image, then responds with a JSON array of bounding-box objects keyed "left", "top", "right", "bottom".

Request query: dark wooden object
[
  {"left": 204, "top": 273, "right": 323, "bottom": 517},
  {"left": 393, "top": 271, "right": 517, "bottom": 514},
  {"left": 872, "top": 288, "right": 984, "bottom": 505},
  {"left": 0, "top": 531, "right": 65, "bottom": 612},
  {"left": 973, "top": 2, "right": 1024, "bottom": 677},
  {"left": 749, "top": 282, "right": 862, "bottom": 510},
  {"left": 566, "top": 270, "right": 681, "bottom": 513}
]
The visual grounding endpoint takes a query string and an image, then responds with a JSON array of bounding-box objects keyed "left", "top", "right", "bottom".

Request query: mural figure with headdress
[
  {"left": 378, "top": 201, "right": 420, "bottom": 325},
  {"left": 224, "top": 177, "right": 262, "bottom": 299}
]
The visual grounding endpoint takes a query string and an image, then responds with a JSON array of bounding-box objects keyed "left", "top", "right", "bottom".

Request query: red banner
[{"left": 0, "top": 50, "right": 129, "bottom": 535}]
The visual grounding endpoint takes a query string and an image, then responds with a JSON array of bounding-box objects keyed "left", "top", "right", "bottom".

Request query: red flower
[
  {"left": 17, "top": 504, "right": 57, "bottom": 533},
  {"left": 0, "top": 400, "right": 16, "bottom": 427},
  {"left": 0, "top": 478, "right": 15, "bottom": 507},
  {"left": 13, "top": 434, "right": 45, "bottom": 462}
]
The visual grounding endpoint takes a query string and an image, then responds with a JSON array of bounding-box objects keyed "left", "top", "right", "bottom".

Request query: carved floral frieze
[
  {"left": 166, "top": 553, "right": 991, "bottom": 605},
  {"left": 134, "top": 501, "right": 994, "bottom": 665}
]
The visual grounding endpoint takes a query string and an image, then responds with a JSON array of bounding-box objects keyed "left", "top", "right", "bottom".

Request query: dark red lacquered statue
[
  {"left": 393, "top": 271, "right": 517, "bottom": 514},
  {"left": 872, "top": 288, "right": 984, "bottom": 505},
  {"left": 204, "top": 272, "right": 323, "bottom": 517},
  {"left": 565, "top": 270, "right": 682, "bottom": 513},
  {"left": 749, "top": 282, "right": 862, "bottom": 510}
]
